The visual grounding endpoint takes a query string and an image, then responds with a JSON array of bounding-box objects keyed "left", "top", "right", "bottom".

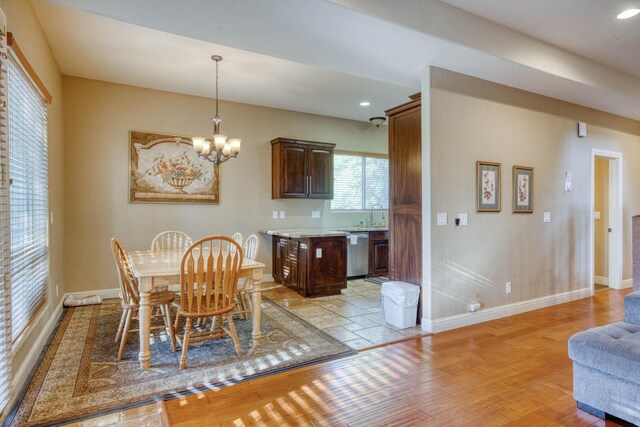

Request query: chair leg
[
  {"left": 163, "top": 304, "right": 177, "bottom": 352},
  {"left": 174, "top": 311, "right": 182, "bottom": 333},
  {"left": 115, "top": 309, "right": 127, "bottom": 343},
  {"left": 117, "top": 309, "right": 133, "bottom": 361},
  {"left": 240, "top": 293, "right": 248, "bottom": 320},
  {"left": 225, "top": 313, "right": 243, "bottom": 357},
  {"left": 180, "top": 318, "right": 192, "bottom": 370}
]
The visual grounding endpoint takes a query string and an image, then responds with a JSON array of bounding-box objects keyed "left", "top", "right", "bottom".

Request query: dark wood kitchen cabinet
[
  {"left": 272, "top": 235, "right": 347, "bottom": 297},
  {"left": 271, "top": 138, "right": 334, "bottom": 199},
  {"left": 368, "top": 231, "right": 389, "bottom": 277}
]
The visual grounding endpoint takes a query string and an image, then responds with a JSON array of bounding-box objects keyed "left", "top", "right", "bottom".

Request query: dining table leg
[
  {"left": 139, "top": 276, "right": 152, "bottom": 369},
  {"left": 251, "top": 267, "right": 263, "bottom": 342}
]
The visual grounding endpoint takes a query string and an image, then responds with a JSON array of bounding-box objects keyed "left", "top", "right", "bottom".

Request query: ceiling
[
  {"left": 441, "top": 0, "right": 640, "bottom": 79},
  {"left": 32, "top": 0, "right": 640, "bottom": 122}
]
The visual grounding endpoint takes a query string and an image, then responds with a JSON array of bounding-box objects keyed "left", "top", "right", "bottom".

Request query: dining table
[{"left": 127, "top": 248, "right": 266, "bottom": 369}]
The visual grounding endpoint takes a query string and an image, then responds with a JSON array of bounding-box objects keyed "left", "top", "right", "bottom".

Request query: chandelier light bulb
[
  {"left": 213, "top": 134, "right": 227, "bottom": 150},
  {"left": 192, "top": 137, "right": 205, "bottom": 154},
  {"left": 228, "top": 138, "right": 241, "bottom": 154}
]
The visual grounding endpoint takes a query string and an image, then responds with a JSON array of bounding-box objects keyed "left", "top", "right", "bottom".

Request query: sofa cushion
[
  {"left": 625, "top": 292, "right": 640, "bottom": 325},
  {"left": 569, "top": 322, "right": 640, "bottom": 384}
]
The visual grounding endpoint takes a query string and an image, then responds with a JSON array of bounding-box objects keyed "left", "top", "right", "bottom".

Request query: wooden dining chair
[
  {"left": 111, "top": 238, "right": 177, "bottom": 361},
  {"left": 150, "top": 231, "right": 193, "bottom": 293},
  {"left": 151, "top": 231, "right": 193, "bottom": 252},
  {"left": 174, "top": 236, "right": 244, "bottom": 369},
  {"left": 235, "top": 234, "right": 260, "bottom": 319}
]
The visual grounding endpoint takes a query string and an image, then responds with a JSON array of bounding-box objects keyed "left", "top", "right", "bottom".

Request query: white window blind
[
  {"left": 0, "top": 11, "right": 13, "bottom": 414},
  {"left": 331, "top": 152, "right": 389, "bottom": 210},
  {"left": 7, "top": 53, "right": 48, "bottom": 342}
]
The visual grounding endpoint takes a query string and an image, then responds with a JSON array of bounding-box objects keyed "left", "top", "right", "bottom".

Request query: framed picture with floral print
[
  {"left": 476, "top": 161, "right": 501, "bottom": 212},
  {"left": 512, "top": 165, "right": 534, "bottom": 213},
  {"left": 129, "top": 130, "right": 220, "bottom": 204}
]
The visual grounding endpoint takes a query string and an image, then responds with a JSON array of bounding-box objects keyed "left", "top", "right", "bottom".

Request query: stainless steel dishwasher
[{"left": 347, "top": 232, "right": 369, "bottom": 278}]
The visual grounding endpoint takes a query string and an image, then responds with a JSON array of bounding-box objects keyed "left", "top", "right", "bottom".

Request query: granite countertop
[{"left": 260, "top": 226, "right": 388, "bottom": 238}]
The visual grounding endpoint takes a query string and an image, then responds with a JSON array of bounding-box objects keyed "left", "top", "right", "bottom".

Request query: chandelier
[{"left": 192, "top": 55, "right": 241, "bottom": 165}]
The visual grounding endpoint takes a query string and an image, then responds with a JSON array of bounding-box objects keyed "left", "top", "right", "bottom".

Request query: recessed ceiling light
[
  {"left": 359, "top": 101, "right": 370, "bottom": 107},
  {"left": 617, "top": 8, "right": 640, "bottom": 19}
]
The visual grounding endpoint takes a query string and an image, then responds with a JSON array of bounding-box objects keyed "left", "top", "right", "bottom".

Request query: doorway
[{"left": 590, "top": 149, "right": 623, "bottom": 294}]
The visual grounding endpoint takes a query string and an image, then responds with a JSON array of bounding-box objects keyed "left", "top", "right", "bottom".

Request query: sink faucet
[{"left": 369, "top": 204, "right": 385, "bottom": 227}]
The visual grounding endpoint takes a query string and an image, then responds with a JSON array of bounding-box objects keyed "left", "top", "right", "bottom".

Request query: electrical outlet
[
  {"left": 437, "top": 213, "right": 447, "bottom": 226},
  {"left": 544, "top": 212, "right": 551, "bottom": 223},
  {"left": 458, "top": 214, "right": 468, "bottom": 226},
  {"left": 316, "top": 248, "right": 322, "bottom": 258},
  {"left": 50, "top": 211, "right": 54, "bottom": 225},
  {"left": 311, "top": 210, "right": 321, "bottom": 218},
  {"left": 272, "top": 211, "right": 278, "bottom": 219},
  {"left": 594, "top": 211, "right": 601, "bottom": 220},
  {"left": 279, "top": 211, "right": 285, "bottom": 219},
  {"left": 505, "top": 282, "right": 512, "bottom": 294}
]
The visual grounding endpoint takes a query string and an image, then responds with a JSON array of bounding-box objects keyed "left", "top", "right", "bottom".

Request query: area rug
[
  {"left": 364, "top": 276, "right": 388, "bottom": 285},
  {"left": 8, "top": 298, "right": 354, "bottom": 426}
]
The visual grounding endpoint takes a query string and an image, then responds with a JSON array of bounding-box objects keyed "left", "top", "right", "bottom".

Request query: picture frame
[
  {"left": 512, "top": 165, "right": 534, "bottom": 213},
  {"left": 129, "top": 130, "right": 220, "bottom": 204},
  {"left": 476, "top": 161, "right": 501, "bottom": 212}
]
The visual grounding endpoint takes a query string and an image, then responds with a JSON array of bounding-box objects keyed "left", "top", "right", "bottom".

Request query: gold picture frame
[
  {"left": 513, "top": 165, "right": 534, "bottom": 213},
  {"left": 129, "top": 130, "right": 220, "bottom": 204},
  {"left": 476, "top": 161, "right": 501, "bottom": 212}
]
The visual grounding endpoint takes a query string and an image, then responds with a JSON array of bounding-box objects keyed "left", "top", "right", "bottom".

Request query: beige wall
[
  {"left": 594, "top": 157, "right": 609, "bottom": 279},
  {"left": 1, "top": 0, "right": 65, "bottom": 378},
  {"left": 430, "top": 68, "right": 640, "bottom": 319},
  {"left": 63, "top": 76, "right": 388, "bottom": 292}
]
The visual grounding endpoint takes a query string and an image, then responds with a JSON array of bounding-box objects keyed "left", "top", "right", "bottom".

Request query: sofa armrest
[{"left": 624, "top": 292, "right": 640, "bottom": 325}]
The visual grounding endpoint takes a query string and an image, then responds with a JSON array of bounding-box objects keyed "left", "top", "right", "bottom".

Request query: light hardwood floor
[{"left": 67, "top": 288, "right": 630, "bottom": 426}]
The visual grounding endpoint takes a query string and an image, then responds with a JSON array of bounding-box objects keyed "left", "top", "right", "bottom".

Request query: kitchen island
[{"left": 260, "top": 227, "right": 389, "bottom": 297}]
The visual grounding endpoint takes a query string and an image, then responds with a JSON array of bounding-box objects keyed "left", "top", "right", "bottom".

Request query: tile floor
[{"left": 262, "top": 279, "right": 425, "bottom": 349}]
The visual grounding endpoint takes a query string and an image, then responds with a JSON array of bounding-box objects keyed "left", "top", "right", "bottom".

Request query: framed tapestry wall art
[
  {"left": 129, "top": 130, "right": 220, "bottom": 204},
  {"left": 476, "top": 161, "right": 501, "bottom": 212}
]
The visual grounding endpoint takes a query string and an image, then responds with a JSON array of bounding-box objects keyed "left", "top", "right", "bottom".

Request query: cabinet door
[
  {"left": 279, "top": 144, "right": 308, "bottom": 198},
  {"left": 368, "top": 231, "right": 389, "bottom": 277},
  {"left": 286, "top": 240, "right": 300, "bottom": 290},
  {"left": 307, "top": 146, "right": 333, "bottom": 199},
  {"left": 273, "top": 237, "right": 285, "bottom": 283},
  {"left": 309, "top": 237, "right": 347, "bottom": 296}
]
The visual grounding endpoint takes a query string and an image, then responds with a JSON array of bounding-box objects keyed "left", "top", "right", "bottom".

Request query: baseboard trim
[
  {"left": 594, "top": 275, "right": 608, "bottom": 286},
  {"left": 421, "top": 287, "right": 592, "bottom": 334},
  {"left": 622, "top": 278, "right": 633, "bottom": 289}
]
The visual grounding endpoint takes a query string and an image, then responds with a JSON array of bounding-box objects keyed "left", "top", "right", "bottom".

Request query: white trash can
[{"left": 381, "top": 281, "right": 420, "bottom": 329}]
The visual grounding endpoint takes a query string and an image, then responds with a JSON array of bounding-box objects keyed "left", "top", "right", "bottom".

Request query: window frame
[
  {"left": 331, "top": 149, "right": 389, "bottom": 212},
  {"left": 6, "top": 40, "right": 51, "bottom": 349}
]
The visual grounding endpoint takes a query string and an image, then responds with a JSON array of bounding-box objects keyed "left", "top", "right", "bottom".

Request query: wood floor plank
[{"left": 153, "top": 289, "right": 631, "bottom": 426}]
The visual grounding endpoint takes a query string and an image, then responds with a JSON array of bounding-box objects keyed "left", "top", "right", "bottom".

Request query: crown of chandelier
[{"left": 192, "top": 55, "right": 241, "bottom": 165}]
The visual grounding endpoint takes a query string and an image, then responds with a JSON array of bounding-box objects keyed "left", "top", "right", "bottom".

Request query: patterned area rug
[
  {"left": 364, "top": 276, "right": 388, "bottom": 285},
  {"left": 9, "top": 298, "right": 354, "bottom": 426}
]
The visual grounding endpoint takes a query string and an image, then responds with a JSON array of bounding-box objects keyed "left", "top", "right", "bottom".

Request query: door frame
[{"left": 590, "top": 149, "right": 623, "bottom": 294}]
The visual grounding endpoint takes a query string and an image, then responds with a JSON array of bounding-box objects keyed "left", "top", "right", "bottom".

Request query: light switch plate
[
  {"left": 272, "top": 211, "right": 278, "bottom": 219},
  {"left": 594, "top": 211, "right": 601, "bottom": 220},
  {"left": 458, "top": 214, "right": 468, "bottom": 226},
  {"left": 316, "top": 248, "right": 322, "bottom": 258},
  {"left": 437, "top": 213, "right": 448, "bottom": 226},
  {"left": 544, "top": 212, "right": 551, "bottom": 223},
  {"left": 311, "top": 210, "right": 321, "bottom": 218},
  {"left": 279, "top": 210, "right": 285, "bottom": 219}
]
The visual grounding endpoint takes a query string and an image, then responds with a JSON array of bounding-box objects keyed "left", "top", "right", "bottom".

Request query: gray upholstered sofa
[{"left": 568, "top": 291, "right": 640, "bottom": 425}]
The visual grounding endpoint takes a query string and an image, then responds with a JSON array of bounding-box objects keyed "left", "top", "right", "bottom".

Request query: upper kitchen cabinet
[{"left": 271, "top": 138, "right": 335, "bottom": 199}]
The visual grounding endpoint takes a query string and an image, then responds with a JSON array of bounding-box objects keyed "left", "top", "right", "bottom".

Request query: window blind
[
  {"left": 0, "top": 9, "right": 13, "bottom": 414},
  {"left": 7, "top": 53, "right": 48, "bottom": 342},
  {"left": 331, "top": 153, "right": 388, "bottom": 210}
]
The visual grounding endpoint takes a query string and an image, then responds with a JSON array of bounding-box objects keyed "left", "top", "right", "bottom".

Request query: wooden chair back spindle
[
  {"left": 180, "top": 236, "right": 243, "bottom": 316},
  {"left": 243, "top": 234, "right": 260, "bottom": 260},
  {"left": 151, "top": 231, "right": 193, "bottom": 252},
  {"left": 110, "top": 238, "right": 140, "bottom": 306}
]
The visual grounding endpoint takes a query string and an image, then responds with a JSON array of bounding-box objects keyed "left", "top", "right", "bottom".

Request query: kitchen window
[{"left": 331, "top": 151, "right": 388, "bottom": 210}]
